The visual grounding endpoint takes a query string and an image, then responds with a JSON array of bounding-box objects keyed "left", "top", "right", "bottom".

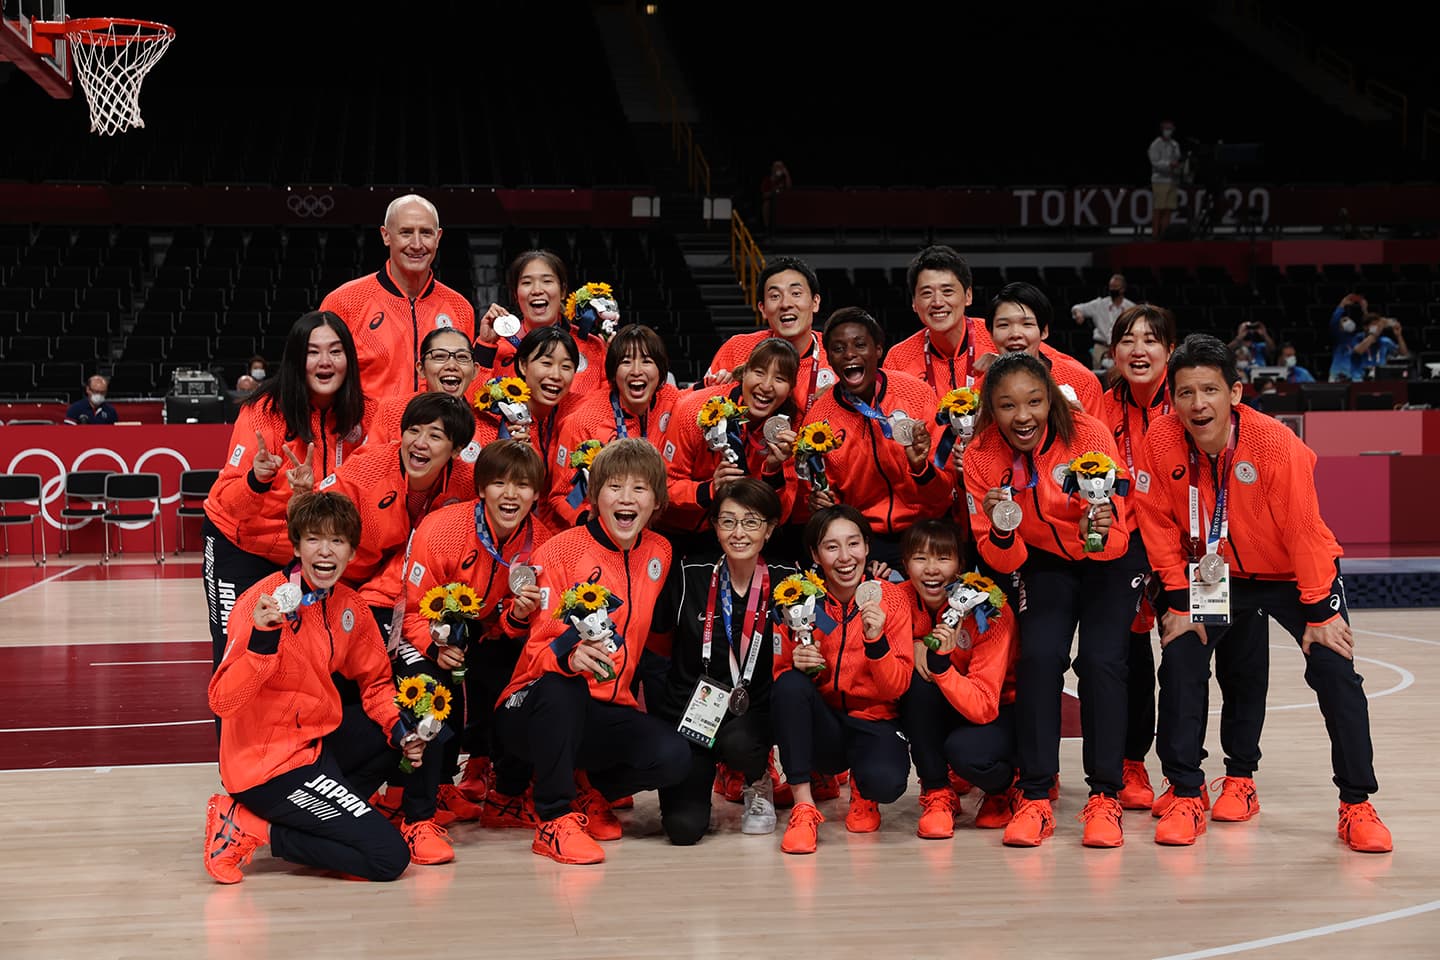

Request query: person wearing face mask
[
  {"left": 962, "top": 352, "right": 1143, "bottom": 849},
  {"left": 550, "top": 324, "right": 679, "bottom": 527},
  {"left": 1280, "top": 343, "right": 1315, "bottom": 383},
  {"left": 1328, "top": 294, "right": 1370, "bottom": 381},
  {"left": 1148, "top": 121, "right": 1183, "bottom": 241},
  {"left": 319, "top": 194, "right": 475, "bottom": 400},
  {"left": 65, "top": 374, "right": 119, "bottom": 425},
  {"left": 246, "top": 355, "right": 269, "bottom": 383},
  {"left": 1227, "top": 319, "right": 1276, "bottom": 369},
  {"left": 1071, "top": 274, "right": 1135, "bottom": 371}
]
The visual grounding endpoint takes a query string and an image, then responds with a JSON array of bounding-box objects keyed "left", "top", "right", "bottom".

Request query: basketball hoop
[{"left": 33, "top": 17, "right": 175, "bottom": 135}]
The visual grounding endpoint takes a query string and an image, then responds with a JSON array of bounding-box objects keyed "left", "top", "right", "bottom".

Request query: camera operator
[
  {"left": 64, "top": 374, "right": 119, "bottom": 425},
  {"left": 1227, "top": 318, "right": 1276, "bottom": 369}
]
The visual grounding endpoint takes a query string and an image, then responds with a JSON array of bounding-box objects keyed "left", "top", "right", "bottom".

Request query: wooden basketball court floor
[{"left": 1, "top": 559, "right": 1436, "bottom": 960}]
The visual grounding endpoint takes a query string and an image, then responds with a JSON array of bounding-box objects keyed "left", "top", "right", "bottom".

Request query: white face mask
[
  {"left": 90, "top": 392, "right": 107, "bottom": 405},
  {"left": 251, "top": 368, "right": 266, "bottom": 380},
  {"left": 1283, "top": 355, "right": 1297, "bottom": 368},
  {"left": 1341, "top": 319, "right": 1356, "bottom": 334}
]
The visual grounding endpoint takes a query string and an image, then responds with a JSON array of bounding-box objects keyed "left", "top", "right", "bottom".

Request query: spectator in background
[
  {"left": 1148, "top": 121, "right": 1183, "bottom": 241},
  {"left": 1327, "top": 295, "right": 1406, "bottom": 381},
  {"left": 65, "top": 374, "right": 118, "bottom": 425},
  {"left": 1354, "top": 314, "right": 1407, "bottom": 379},
  {"left": 1071, "top": 274, "right": 1135, "bottom": 370},
  {"left": 761, "top": 159, "right": 792, "bottom": 233},
  {"left": 246, "top": 355, "right": 269, "bottom": 383},
  {"left": 234, "top": 374, "right": 259, "bottom": 396},
  {"left": 1280, "top": 343, "right": 1315, "bottom": 383},
  {"left": 1228, "top": 318, "right": 1276, "bottom": 369}
]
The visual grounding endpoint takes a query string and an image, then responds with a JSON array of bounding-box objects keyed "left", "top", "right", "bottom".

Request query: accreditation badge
[
  {"left": 676, "top": 677, "right": 732, "bottom": 749},
  {"left": 1188, "top": 561, "right": 1231, "bottom": 626}
]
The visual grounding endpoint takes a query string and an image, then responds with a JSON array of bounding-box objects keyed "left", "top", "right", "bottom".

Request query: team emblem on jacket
[
  {"left": 1135, "top": 470, "right": 1151, "bottom": 493},
  {"left": 816, "top": 368, "right": 836, "bottom": 389},
  {"left": 663, "top": 441, "right": 676, "bottom": 462},
  {"left": 436, "top": 314, "right": 453, "bottom": 329},
  {"left": 342, "top": 608, "right": 355, "bottom": 632},
  {"left": 1234, "top": 461, "right": 1258, "bottom": 484},
  {"left": 648, "top": 557, "right": 663, "bottom": 581},
  {"left": 318, "top": 474, "right": 337, "bottom": 490},
  {"left": 659, "top": 412, "right": 671, "bottom": 433},
  {"left": 578, "top": 354, "right": 588, "bottom": 372},
  {"left": 460, "top": 441, "right": 480, "bottom": 463},
  {"left": 229, "top": 444, "right": 245, "bottom": 467},
  {"left": 1052, "top": 463, "right": 1069, "bottom": 486}
]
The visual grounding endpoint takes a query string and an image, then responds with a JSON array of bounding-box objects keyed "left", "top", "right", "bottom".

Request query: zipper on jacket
[
  {"left": 864, "top": 419, "right": 897, "bottom": 531},
  {"left": 611, "top": 547, "right": 634, "bottom": 703},
  {"left": 317, "top": 408, "right": 331, "bottom": 474},
  {"left": 831, "top": 598, "right": 855, "bottom": 714},
  {"left": 409, "top": 297, "right": 421, "bottom": 391}
]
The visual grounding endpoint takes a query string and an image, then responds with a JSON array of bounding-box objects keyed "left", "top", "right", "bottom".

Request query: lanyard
[
  {"left": 609, "top": 390, "right": 637, "bottom": 440},
  {"left": 701, "top": 560, "right": 769, "bottom": 688},
  {"left": 1002, "top": 451, "right": 1040, "bottom": 498},
  {"left": 474, "top": 503, "right": 534, "bottom": 569},
  {"left": 1186, "top": 413, "right": 1238, "bottom": 559},
  {"left": 284, "top": 566, "right": 329, "bottom": 625},
  {"left": 922, "top": 328, "right": 975, "bottom": 391},
  {"left": 1119, "top": 384, "right": 1170, "bottom": 475},
  {"left": 799, "top": 332, "right": 822, "bottom": 406},
  {"left": 843, "top": 388, "right": 893, "bottom": 440}
]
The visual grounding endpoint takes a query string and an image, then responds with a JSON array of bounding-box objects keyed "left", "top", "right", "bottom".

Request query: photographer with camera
[
  {"left": 64, "top": 374, "right": 119, "bottom": 425},
  {"left": 1227, "top": 318, "right": 1276, "bottom": 370},
  {"left": 1328, "top": 295, "right": 1406, "bottom": 382}
]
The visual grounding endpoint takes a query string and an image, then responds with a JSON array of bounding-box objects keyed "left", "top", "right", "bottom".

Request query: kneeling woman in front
[
  {"left": 772, "top": 505, "right": 914, "bottom": 854},
  {"left": 495, "top": 438, "right": 691, "bottom": 864}
]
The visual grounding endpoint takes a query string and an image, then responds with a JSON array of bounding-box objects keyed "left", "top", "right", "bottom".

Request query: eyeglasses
[
  {"left": 715, "top": 515, "right": 766, "bottom": 533},
  {"left": 424, "top": 349, "right": 474, "bottom": 364}
]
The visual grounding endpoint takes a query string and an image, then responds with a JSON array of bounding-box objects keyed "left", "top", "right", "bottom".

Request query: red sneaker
[
  {"left": 844, "top": 781, "right": 881, "bottom": 833},
  {"left": 1078, "top": 795, "right": 1124, "bottom": 848},
  {"left": 533, "top": 812, "right": 605, "bottom": 864},
  {"left": 1151, "top": 779, "right": 1210, "bottom": 818},
  {"left": 1118, "top": 760, "right": 1154, "bottom": 810},
  {"left": 1338, "top": 801, "right": 1393, "bottom": 853},
  {"left": 203, "top": 794, "right": 268, "bottom": 884},
  {"left": 812, "top": 772, "right": 842, "bottom": 802},
  {"left": 715, "top": 762, "right": 746, "bottom": 803},
  {"left": 1002, "top": 798, "right": 1056, "bottom": 847},
  {"left": 457, "top": 756, "right": 493, "bottom": 803},
  {"left": 948, "top": 770, "right": 974, "bottom": 797},
  {"left": 369, "top": 785, "right": 403, "bottom": 824},
  {"left": 574, "top": 787, "right": 623, "bottom": 841},
  {"left": 1155, "top": 796, "right": 1208, "bottom": 845},
  {"left": 1210, "top": 776, "right": 1260, "bottom": 822},
  {"left": 401, "top": 818, "right": 454, "bottom": 865},
  {"left": 974, "top": 787, "right": 1022, "bottom": 829},
  {"left": 781, "top": 802, "right": 825, "bottom": 855},
  {"left": 916, "top": 787, "right": 956, "bottom": 839},
  {"left": 437, "top": 783, "right": 483, "bottom": 822},
  {"left": 480, "top": 789, "right": 539, "bottom": 829}
]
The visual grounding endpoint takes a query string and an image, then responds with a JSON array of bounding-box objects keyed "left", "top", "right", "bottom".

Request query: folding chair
[
  {"left": 175, "top": 468, "right": 219, "bottom": 554},
  {"left": 59, "top": 469, "right": 114, "bottom": 556},
  {"left": 101, "top": 473, "right": 164, "bottom": 564},
  {"left": 0, "top": 474, "right": 46, "bottom": 566}
]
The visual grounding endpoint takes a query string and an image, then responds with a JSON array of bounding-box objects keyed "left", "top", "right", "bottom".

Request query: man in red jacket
[
  {"left": 203, "top": 492, "right": 435, "bottom": 884},
  {"left": 319, "top": 194, "right": 475, "bottom": 400}
]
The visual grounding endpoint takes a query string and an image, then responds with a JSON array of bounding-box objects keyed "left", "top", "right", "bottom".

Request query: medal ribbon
[
  {"left": 609, "top": 390, "right": 632, "bottom": 440},
  {"left": 1185, "top": 413, "right": 1239, "bottom": 560},
  {"left": 701, "top": 560, "right": 769, "bottom": 689},
  {"left": 283, "top": 566, "right": 329, "bottom": 625},
  {"left": 842, "top": 390, "right": 893, "bottom": 440},
  {"left": 474, "top": 503, "right": 534, "bottom": 569}
]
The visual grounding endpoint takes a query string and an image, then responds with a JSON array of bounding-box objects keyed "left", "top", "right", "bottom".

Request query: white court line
[
  {"left": 89, "top": 659, "right": 211, "bottom": 667},
  {"left": 1354, "top": 627, "right": 1440, "bottom": 648},
  {"left": 0, "top": 719, "right": 210, "bottom": 733},
  {"left": 1206, "top": 647, "right": 1414, "bottom": 715},
  {"left": 0, "top": 564, "right": 85, "bottom": 605},
  {"left": 0, "top": 760, "right": 216, "bottom": 775},
  {"left": 1151, "top": 899, "right": 1440, "bottom": 960}
]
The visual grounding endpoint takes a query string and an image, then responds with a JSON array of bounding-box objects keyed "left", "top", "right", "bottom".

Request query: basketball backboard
[{"left": 0, "top": 0, "right": 72, "bottom": 98}]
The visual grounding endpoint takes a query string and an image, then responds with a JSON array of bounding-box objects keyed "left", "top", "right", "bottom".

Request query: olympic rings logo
[
  {"left": 286, "top": 193, "right": 335, "bottom": 219},
  {"left": 5, "top": 446, "right": 193, "bottom": 531}
]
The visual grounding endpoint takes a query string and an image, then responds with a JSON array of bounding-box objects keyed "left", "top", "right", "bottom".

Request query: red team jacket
[
  {"left": 319, "top": 264, "right": 476, "bottom": 400},
  {"left": 800, "top": 370, "right": 955, "bottom": 536},
  {"left": 898, "top": 580, "right": 1017, "bottom": 724},
  {"left": 204, "top": 396, "right": 376, "bottom": 564},
  {"left": 661, "top": 385, "right": 800, "bottom": 532},
  {"left": 210, "top": 572, "right": 403, "bottom": 794},
  {"left": 548, "top": 384, "right": 679, "bottom": 526},
  {"left": 772, "top": 578, "right": 914, "bottom": 721},
  {"left": 882, "top": 318, "right": 997, "bottom": 394},
  {"left": 498, "top": 520, "right": 673, "bottom": 711},
  {"left": 473, "top": 327, "right": 608, "bottom": 399},
  {"left": 1135, "top": 403, "right": 1346, "bottom": 626},
  {"left": 1039, "top": 343, "right": 1104, "bottom": 412},
  {"left": 401, "top": 502, "right": 555, "bottom": 656},
  {"left": 705, "top": 329, "right": 836, "bottom": 413},
  {"left": 962, "top": 412, "right": 1132, "bottom": 573}
]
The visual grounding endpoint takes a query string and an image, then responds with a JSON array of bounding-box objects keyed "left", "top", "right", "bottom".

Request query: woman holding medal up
[
  {"left": 772, "top": 505, "right": 914, "bottom": 855},
  {"left": 654, "top": 478, "right": 799, "bottom": 843},
  {"left": 962, "top": 352, "right": 1144, "bottom": 849},
  {"left": 549, "top": 324, "right": 679, "bottom": 526},
  {"left": 662, "top": 337, "right": 802, "bottom": 545}
]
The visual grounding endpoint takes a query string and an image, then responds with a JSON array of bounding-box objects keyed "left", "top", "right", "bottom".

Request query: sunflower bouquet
[
  {"left": 924, "top": 571, "right": 1007, "bottom": 651},
  {"left": 697, "top": 396, "right": 746, "bottom": 465},
  {"left": 473, "top": 376, "right": 532, "bottom": 432},
  {"left": 566, "top": 439, "right": 606, "bottom": 509},
  {"left": 394, "top": 673, "right": 454, "bottom": 773},
  {"left": 1059, "top": 451, "right": 1130, "bottom": 553},
  {"left": 773, "top": 571, "right": 827, "bottom": 675},
  {"left": 792, "top": 421, "right": 841, "bottom": 493},
  {"left": 563, "top": 281, "right": 621, "bottom": 342},
  {"left": 553, "top": 581, "right": 624, "bottom": 682},
  {"left": 418, "top": 581, "right": 483, "bottom": 682},
  {"left": 933, "top": 387, "right": 979, "bottom": 469}
]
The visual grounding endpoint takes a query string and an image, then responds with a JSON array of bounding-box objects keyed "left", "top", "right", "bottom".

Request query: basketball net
[{"left": 64, "top": 18, "right": 175, "bottom": 135}]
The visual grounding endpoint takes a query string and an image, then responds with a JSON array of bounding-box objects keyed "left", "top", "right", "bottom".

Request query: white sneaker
[{"left": 741, "top": 776, "right": 777, "bottom": 834}]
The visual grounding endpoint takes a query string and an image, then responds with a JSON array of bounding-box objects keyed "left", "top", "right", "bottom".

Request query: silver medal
[
  {"left": 855, "top": 580, "right": 883, "bottom": 608},
  {"left": 991, "top": 499, "right": 1023, "bottom": 533},
  {"left": 763, "top": 414, "right": 791, "bottom": 444},
  {"left": 1197, "top": 554, "right": 1225, "bottom": 585},
  {"left": 728, "top": 686, "right": 750, "bottom": 717},
  {"left": 508, "top": 563, "right": 538, "bottom": 593},
  {"left": 889, "top": 410, "right": 913, "bottom": 446},
  {"left": 493, "top": 313, "right": 521, "bottom": 338}
]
